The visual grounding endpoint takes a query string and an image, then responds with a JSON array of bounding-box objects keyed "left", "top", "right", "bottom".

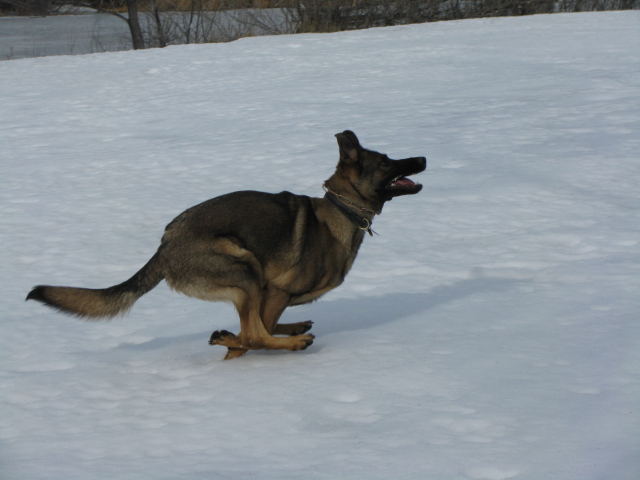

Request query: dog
[{"left": 27, "top": 131, "right": 426, "bottom": 359}]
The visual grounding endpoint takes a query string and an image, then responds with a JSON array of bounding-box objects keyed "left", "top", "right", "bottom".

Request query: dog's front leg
[
  {"left": 273, "top": 321, "right": 314, "bottom": 336},
  {"left": 260, "top": 287, "right": 290, "bottom": 334},
  {"left": 242, "top": 292, "right": 314, "bottom": 351},
  {"left": 210, "top": 289, "right": 314, "bottom": 358},
  {"left": 261, "top": 289, "right": 315, "bottom": 337}
]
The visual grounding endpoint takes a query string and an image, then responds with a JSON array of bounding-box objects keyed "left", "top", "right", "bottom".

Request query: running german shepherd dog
[{"left": 27, "top": 131, "right": 426, "bottom": 359}]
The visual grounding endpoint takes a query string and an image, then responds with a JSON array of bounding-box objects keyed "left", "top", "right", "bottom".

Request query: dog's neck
[{"left": 323, "top": 184, "right": 377, "bottom": 236}]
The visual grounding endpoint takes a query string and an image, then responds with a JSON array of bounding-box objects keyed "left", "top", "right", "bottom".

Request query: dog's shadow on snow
[
  {"left": 118, "top": 275, "right": 520, "bottom": 352},
  {"left": 286, "top": 275, "right": 520, "bottom": 337}
]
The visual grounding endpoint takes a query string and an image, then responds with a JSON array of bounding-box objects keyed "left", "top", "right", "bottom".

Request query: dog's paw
[
  {"left": 209, "top": 330, "right": 237, "bottom": 346},
  {"left": 292, "top": 320, "right": 314, "bottom": 335},
  {"left": 275, "top": 320, "right": 314, "bottom": 336},
  {"left": 274, "top": 320, "right": 313, "bottom": 337},
  {"left": 292, "top": 334, "right": 315, "bottom": 351}
]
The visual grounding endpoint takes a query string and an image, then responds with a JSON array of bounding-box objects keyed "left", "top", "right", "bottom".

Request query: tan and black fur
[{"left": 27, "top": 131, "right": 426, "bottom": 359}]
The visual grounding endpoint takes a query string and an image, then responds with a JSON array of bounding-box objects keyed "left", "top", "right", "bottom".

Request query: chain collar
[{"left": 323, "top": 184, "right": 377, "bottom": 236}]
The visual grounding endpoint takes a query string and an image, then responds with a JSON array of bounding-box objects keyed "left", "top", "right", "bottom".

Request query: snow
[{"left": 1, "top": 11, "right": 639, "bottom": 480}]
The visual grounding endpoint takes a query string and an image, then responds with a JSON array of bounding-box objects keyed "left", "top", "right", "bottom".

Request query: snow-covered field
[{"left": 1, "top": 11, "right": 639, "bottom": 480}]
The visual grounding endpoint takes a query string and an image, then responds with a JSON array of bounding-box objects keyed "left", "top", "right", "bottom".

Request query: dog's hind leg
[
  {"left": 224, "top": 347, "right": 249, "bottom": 360},
  {"left": 208, "top": 330, "right": 248, "bottom": 360}
]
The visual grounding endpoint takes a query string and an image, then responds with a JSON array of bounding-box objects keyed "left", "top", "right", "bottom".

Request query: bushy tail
[{"left": 26, "top": 252, "right": 165, "bottom": 320}]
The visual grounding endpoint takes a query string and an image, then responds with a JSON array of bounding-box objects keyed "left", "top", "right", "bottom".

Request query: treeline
[
  {"left": 2, "top": 0, "right": 637, "bottom": 44},
  {"left": 280, "top": 0, "right": 637, "bottom": 32},
  {"left": 0, "top": 0, "right": 275, "bottom": 15}
]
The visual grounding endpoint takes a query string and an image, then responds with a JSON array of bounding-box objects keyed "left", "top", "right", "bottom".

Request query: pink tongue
[{"left": 395, "top": 177, "right": 415, "bottom": 186}]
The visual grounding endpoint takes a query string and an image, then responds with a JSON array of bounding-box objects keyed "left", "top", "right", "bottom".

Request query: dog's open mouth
[
  {"left": 382, "top": 156, "right": 426, "bottom": 196},
  {"left": 385, "top": 175, "right": 421, "bottom": 191}
]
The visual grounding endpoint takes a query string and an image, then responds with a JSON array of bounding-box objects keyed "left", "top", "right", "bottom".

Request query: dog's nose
[{"left": 417, "top": 157, "right": 427, "bottom": 170}]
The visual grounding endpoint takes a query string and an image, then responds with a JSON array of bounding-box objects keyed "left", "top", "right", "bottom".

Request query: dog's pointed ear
[{"left": 335, "top": 130, "right": 362, "bottom": 164}]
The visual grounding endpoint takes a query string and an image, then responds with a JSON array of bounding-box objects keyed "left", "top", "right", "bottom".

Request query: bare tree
[
  {"left": 148, "top": 0, "right": 168, "bottom": 47},
  {"left": 123, "top": 0, "right": 146, "bottom": 49},
  {"left": 23, "top": 0, "right": 147, "bottom": 49}
]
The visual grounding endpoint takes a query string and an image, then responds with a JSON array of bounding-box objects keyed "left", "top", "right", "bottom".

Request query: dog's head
[{"left": 330, "top": 130, "right": 426, "bottom": 212}]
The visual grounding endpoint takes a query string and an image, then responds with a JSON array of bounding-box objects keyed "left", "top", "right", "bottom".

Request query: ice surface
[{"left": 1, "top": 11, "right": 639, "bottom": 480}]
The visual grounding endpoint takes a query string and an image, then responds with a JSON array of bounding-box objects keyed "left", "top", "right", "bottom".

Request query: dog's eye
[{"left": 380, "top": 157, "right": 390, "bottom": 167}]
